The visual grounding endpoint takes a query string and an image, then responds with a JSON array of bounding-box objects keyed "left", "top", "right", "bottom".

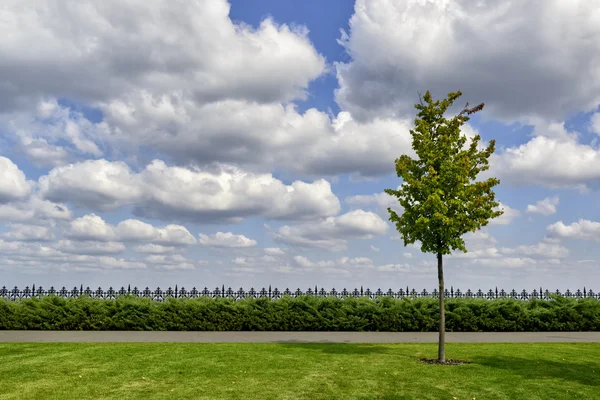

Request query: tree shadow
[
  {"left": 472, "top": 356, "right": 600, "bottom": 387},
  {"left": 353, "top": 396, "right": 413, "bottom": 400},
  {"left": 275, "top": 343, "right": 391, "bottom": 355}
]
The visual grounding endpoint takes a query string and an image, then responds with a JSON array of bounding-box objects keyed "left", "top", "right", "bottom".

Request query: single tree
[{"left": 385, "top": 90, "right": 503, "bottom": 363}]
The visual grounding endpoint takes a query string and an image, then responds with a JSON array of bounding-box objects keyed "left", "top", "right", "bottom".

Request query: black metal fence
[{"left": 1, "top": 285, "right": 598, "bottom": 302}]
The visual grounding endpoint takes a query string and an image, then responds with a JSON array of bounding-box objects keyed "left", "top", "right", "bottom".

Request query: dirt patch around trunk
[{"left": 419, "top": 358, "right": 471, "bottom": 365}]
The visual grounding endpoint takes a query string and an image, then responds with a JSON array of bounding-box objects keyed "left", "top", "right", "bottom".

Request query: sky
[{"left": 1, "top": 0, "right": 600, "bottom": 292}]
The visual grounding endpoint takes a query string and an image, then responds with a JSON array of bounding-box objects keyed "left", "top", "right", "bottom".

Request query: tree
[{"left": 385, "top": 90, "right": 503, "bottom": 363}]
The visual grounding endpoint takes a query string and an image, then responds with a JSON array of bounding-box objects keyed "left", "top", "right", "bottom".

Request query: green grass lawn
[{"left": 0, "top": 343, "right": 598, "bottom": 399}]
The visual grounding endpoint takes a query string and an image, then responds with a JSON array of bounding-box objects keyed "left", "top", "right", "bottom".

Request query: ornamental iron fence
[{"left": 0, "top": 285, "right": 598, "bottom": 302}]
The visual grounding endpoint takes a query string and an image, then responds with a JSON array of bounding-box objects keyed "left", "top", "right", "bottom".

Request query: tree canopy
[{"left": 385, "top": 90, "right": 503, "bottom": 256}]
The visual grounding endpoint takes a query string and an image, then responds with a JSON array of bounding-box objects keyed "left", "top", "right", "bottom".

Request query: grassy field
[{"left": 0, "top": 343, "right": 598, "bottom": 399}]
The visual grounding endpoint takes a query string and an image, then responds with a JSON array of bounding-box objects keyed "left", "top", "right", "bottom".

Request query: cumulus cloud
[
  {"left": 14, "top": 136, "right": 70, "bottom": 167},
  {"left": 547, "top": 219, "right": 600, "bottom": 241},
  {"left": 490, "top": 122, "right": 600, "bottom": 190},
  {"left": 527, "top": 196, "right": 559, "bottom": 216},
  {"left": 0, "top": 195, "right": 72, "bottom": 223},
  {"left": 96, "top": 97, "right": 415, "bottom": 178},
  {"left": 39, "top": 160, "right": 142, "bottom": 211},
  {"left": 55, "top": 240, "right": 126, "bottom": 255},
  {"left": 501, "top": 239, "right": 570, "bottom": 259},
  {"left": 1, "top": 224, "right": 55, "bottom": 241},
  {"left": 0, "top": 240, "right": 145, "bottom": 270},
  {"left": 1, "top": 100, "right": 105, "bottom": 166},
  {"left": 198, "top": 232, "right": 257, "bottom": 248},
  {"left": 0, "top": 0, "right": 325, "bottom": 112},
  {"left": 449, "top": 230, "right": 499, "bottom": 259},
  {"left": 115, "top": 219, "right": 196, "bottom": 245},
  {"left": 143, "top": 254, "right": 195, "bottom": 270},
  {"left": 490, "top": 202, "right": 521, "bottom": 225},
  {"left": 67, "top": 214, "right": 118, "bottom": 241},
  {"left": 335, "top": 0, "right": 600, "bottom": 123},
  {"left": 590, "top": 112, "right": 600, "bottom": 135},
  {"left": 274, "top": 210, "right": 389, "bottom": 251},
  {"left": 0, "top": 157, "right": 31, "bottom": 203},
  {"left": 39, "top": 159, "right": 341, "bottom": 222},
  {"left": 1, "top": 1, "right": 423, "bottom": 179},
  {"left": 345, "top": 185, "right": 403, "bottom": 217},
  {"left": 66, "top": 214, "right": 195, "bottom": 245},
  {"left": 133, "top": 244, "right": 179, "bottom": 254},
  {"left": 264, "top": 247, "right": 285, "bottom": 256},
  {"left": 470, "top": 257, "right": 538, "bottom": 269}
]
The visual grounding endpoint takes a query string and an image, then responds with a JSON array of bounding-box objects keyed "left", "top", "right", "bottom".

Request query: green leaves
[
  {"left": 387, "top": 90, "right": 503, "bottom": 255},
  {"left": 1, "top": 296, "right": 598, "bottom": 332}
]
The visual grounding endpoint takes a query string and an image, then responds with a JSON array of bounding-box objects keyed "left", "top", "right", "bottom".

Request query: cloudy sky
[{"left": 1, "top": 0, "right": 600, "bottom": 292}]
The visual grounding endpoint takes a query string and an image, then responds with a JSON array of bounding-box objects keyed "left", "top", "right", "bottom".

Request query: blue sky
[{"left": 1, "top": 0, "right": 600, "bottom": 292}]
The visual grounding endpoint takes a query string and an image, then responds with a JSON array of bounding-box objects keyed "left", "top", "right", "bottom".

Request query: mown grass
[{"left": 0, "top": 343, "right": 598, "bottom": 399}]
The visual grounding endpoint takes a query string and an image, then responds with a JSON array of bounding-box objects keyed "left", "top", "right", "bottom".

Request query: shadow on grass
[
  {"left": 473, "top": 356, "right": 600, "bottom": 387},
  {"left": 276, "top": 343, "right": 391, "bottom": 355},
  {"left": 354, "top": 396, "right": 413, "bottom": 400}
]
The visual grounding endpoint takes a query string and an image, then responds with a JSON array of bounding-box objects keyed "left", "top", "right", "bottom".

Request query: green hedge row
[{"left": 1, "top": 295, "right": 599, "bottom": 331}]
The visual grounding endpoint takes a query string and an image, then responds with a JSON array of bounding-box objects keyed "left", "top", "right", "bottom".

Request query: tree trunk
[{"left": 437, "top": 250, "right": 445, "bottom": 362}]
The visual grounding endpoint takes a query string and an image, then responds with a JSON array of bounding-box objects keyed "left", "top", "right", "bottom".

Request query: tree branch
[{"left": 458, "top": 102, "right": 485, "bottom": 117}]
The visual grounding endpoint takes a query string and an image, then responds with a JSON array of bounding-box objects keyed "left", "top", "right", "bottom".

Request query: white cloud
[
  {"left": 501, "top": 240, "right": 570, "bottom": 259},
  {"left": 547, "top": 219, "right": 600, "bottom": 241},
  {"left": 0, "top": 0, "right": 325, "bottom": 112},
  {"left": 116, "top": 219, "right": 196, "bottom": 245},
  {"left": 590, "top": 112, "right": 600, "bottom": 135},
  {"left": 55, "top": 240, "right": 126, "bottom": 255},
  {"left": 527, "top": 196, "right": 559, "bottom": 216},
  {"left": 335, "top": 0, "right": 600, "bottom": 123},
  {"left": 471, "top": 257, "right": 538, "bottom": 269},
  {"left": 199, "top": 232, "right": 257, "bottom": 248},
  {"left": 370, "top": 245, "right": 380, "bottom": 252},
  {"left": 232, "top": 257, "right": 249, "bottom": 265},
  {"left": 377, "top": 263, "right": 411, "bottom": 273},
  {"left": 66, "top": 256, "right": 146, "bottom": 270},
  {"left": 449, "top": 229, "right": 499, "bottom": 259},
  {"left": 345, "top": 185, "right": 402, "bottom": 217},
  {"left": 39, "top": 159, "right": 142, "bottom": 211},
  {"left": 274, "top": 210, "right": 389, "bottom": 251},
  {"left": 0, "top": 240, "right": 145, "bottom": 270},
  {"left": 490, "top": 202, "right": 521, "bottom": 225},
  {"left": 15, "top": 136, "right": 70, "bottom": 167},
  {"left": 264, "top": 247, "right": 285, "bottom": 256},
  {"left": 1, "top": 224, "right": 55, "bottom": 241},
  {"left": 67, "top": 214, "right": 117, "bottom": 242},
  {"left": 144, "top": 254, "right": 195, "bottom": 270},
  {"left": 1, "top": 100, "right": 105, "bottom": 165},
  {"left": 133, "top": 244, "right": 179, "bottom": 254},
  {"left": 67, "top": 214, "right": 195, "bottom": 245},
  {"left": 40, "top": 159, "right": 341, "bottom": 222},
  {"left": 490, "top": 130, "right": 600, "bottom": 190},
  {"left": 0, "top": 195, "right": 72, "bottom": 223},
  {"left": 100, "top": 98, "right": 415, "bottom": 178},
  {"left": 0, "top": 157, "right": 31, "bottom": 203}
]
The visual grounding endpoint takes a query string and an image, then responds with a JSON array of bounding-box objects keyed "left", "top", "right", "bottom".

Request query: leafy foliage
[
  {"left": 1, "top": 295, "right": 598, "bottom": 331},
  {"left": 385, "top": 90, "right": 503, "bottom": 255}
]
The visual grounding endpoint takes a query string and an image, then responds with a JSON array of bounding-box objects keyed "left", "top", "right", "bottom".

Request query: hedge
[{"left": 0, "top": 295, "right": 599, "bottom": 331}]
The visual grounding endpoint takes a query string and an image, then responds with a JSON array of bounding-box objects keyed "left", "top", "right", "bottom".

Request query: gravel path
[{"left": 1, "top": 331, "right": 599, "bottom": 343}]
